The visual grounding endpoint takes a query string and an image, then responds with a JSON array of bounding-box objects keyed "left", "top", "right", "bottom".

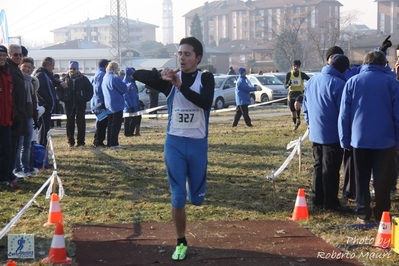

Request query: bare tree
[{"left": 265, "top": 8, "right": 312, "bottom": 71}]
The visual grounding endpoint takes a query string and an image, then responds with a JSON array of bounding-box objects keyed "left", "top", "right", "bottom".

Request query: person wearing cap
[
  {"left": 303, "top": 54, "right": 350, "bottom": 213},
  {"left": 102, "top": 61, "right": 128, "bottom": 149},
  {"left": 122, "top": 67, "right": 140, "bottom": 137},
  {"left": 326, "top": 36, "right": 396, "bottom": 204},
  {"left": 232, "top": 67, "right": 256, "bottom": 127},
  {"left": 91, "top": 59, "right": 110, "bottom": 147},
  {"left": 338, "top": 51, "right": 399, "bottom": 223},
  {"left": 0, "top": 45, "right": 17, "bottom": 187},
  {"left": 284, "top": 60, "right": 310, "bottom": 130},
  {"left": 133, "top": 37, "right": 215, "bottom": 261},
  {"left": 57, "top": 61, "right": 93, "bottom": 147}
]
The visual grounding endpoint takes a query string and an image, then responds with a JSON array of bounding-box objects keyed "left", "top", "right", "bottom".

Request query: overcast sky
[{"left": 2, "top": 0, "right": 377, "bottom": 45}]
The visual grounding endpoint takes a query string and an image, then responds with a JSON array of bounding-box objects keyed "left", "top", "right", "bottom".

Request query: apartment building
[
  {"left": 376, "top": 0, "right": 399, "bottom": 34},
  {"left": 51, "top": 15, "right": 158, "bottom": 47},
  {"left": 183, "top": 0, "right": 342, "bottom": 46}
]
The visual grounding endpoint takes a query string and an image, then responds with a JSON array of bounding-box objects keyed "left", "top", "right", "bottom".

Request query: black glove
[
  {"left": 130, "top": 107, "right": 136, "bottom": 113},
  {"left": 33, "top": 119, "right": 39, "bottom": 130},
  {"left": 381, "top": 35, "right": 392, "bottom": 52}
]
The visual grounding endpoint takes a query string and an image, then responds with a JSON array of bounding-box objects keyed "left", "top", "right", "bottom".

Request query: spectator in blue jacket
[
  {"left": 102, "top": 62, "right": 128, "bottom": 149},
  {"left": 338, "top": 50, "right": 399, "bottom": 223},
  {"left": 91, "top": 59, "right": 110, "bottom": 147},
  {"left": 123, "top": 67, "right": 140, "bottom": 137},
  {"left": 303, "top": 54, "right": 350, "bottom": 213},
  {"left": 232, "top": 67, "right": 256, "bottom": 127}
]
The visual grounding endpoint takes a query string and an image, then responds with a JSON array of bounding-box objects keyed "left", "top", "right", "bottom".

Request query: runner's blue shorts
[{"left": 164, "top": 134, "right": 208, "bottom": 208}]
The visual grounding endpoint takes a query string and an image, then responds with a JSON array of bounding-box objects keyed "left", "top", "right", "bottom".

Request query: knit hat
[
  {"left": 125, "top": 67, "right": 134, "bottom": 77},
  {"left": 0, "top": 45, "right": 7, "bottom": 54},
  {"left": 21, "top": 46, "right": 28, "bottom": 57},
  {"left": 238, "top": 67, "right": 246, "bottom": 75},
  {"left": 330, "top": 54, "right": 350, "bottom": 73},
  {"left": 120, "top": 69, "right": 125, "bottom": 75},
  {"left": 98, "top": 59, "right": 110, "bottom": 68},
  {"left": 69, "top": 61, "right": 79, "bottom": 69},
  {"left": 326, "top": 46, "right": 344, "bottom": 61}
]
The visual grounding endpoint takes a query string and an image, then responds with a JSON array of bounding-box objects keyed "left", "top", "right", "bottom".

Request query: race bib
[
  {"left": 291, "top": 77, "right": 301, "bottom": 86},
  {"left": 172, "top": 108, "right": 201, "bottom": 129}
]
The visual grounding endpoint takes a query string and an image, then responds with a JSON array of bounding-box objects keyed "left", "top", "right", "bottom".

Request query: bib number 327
[{"left": 172, "top": 108, "right": 201, "bottom": 128}]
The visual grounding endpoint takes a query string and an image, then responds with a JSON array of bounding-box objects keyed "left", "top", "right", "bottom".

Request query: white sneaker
[
  {"left": 30, "top": 168, "right": 40, "bottom": 176},
  {"left": 14, "top": 171, "right": 28, "bottom": 178},
  {"left": 110, "top": 145, "right": 126, "bottom": 150}
]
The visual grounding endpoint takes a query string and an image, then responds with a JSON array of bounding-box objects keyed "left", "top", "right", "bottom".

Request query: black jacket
[
  {"left": 35, "top": 67, "right": 59, "bottom": 114},
  {"left": 7, "top": 58, "right": 28, "bottom": 136},
  {"left": 57, "top": 73, "right": 93, "bottom": 108}
]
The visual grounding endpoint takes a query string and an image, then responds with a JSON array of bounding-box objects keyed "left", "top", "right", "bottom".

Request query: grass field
[{"left": 1, "top": 105, "right": 399, "bottom": 265}]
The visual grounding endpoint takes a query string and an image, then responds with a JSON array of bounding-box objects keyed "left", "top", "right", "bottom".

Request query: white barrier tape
[
  {"left": 47, "top": 133, "right": 57, "bottom": 170},
  {"left": 51, "top": 97, "right": 289, "bottom": 120},
  {"left": 45, "top": 171, "right": 65, "bottom": 200},
  {"left": 45, "top": 133, "right": 65, "bottom": 199},
  {"left": 266, "top": 128, "right": 309, "bottom": 180},
  {"left": 51, "top": 105, "right": 167, "bottom": 120},
  {"left": 0, "top": 175, "right": 52, "bottom": 240}
]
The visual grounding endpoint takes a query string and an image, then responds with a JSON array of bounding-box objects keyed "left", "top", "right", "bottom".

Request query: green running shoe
[{"left": 172, "top": 243, "right": 187, "bottom": 261}]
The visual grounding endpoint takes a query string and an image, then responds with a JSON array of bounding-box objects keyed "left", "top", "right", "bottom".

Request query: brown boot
[{"left": 134, "top": 125, "right": 141, "bottom": 136}]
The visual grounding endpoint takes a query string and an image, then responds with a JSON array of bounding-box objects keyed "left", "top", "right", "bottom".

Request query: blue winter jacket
[
  {"left": 345, "top": 64, "right": 396, "bottom": 80},
  {"left": 338, "top": 64, "right": 399, "bottom": 149},
  {"left": 91, "top": 67, "right": 106, "bottom": 110},
  {"left": 102, "top": 70, "right": 128, "bottom": 114},
  {"left": 123, "top": 76, "right": 140, "bottom": 113},
  {"left": 303, "top": 65, "right": 347, "bottom": 144},
  {"left": 235, "top": 75, "right": 256, "bottom": 105}
]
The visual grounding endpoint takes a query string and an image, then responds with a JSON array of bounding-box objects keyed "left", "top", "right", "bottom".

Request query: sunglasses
[
  {"left": 13, "top": 53, "right": 22, "bottom": 57},
  {"left": 69, "top": 68, "right": 77, "bottom": 70}
]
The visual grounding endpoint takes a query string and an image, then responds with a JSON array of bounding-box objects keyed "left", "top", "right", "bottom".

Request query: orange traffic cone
[
  {"left": 42, "top": 223, "right": 72, "bottom": 264},
  {"left": 289, "top": 188, "right": 309, "bottom": 220},
  {"left": 374, "top": 211, "right": 392, "bottom": 250},
  {"left": 44, "top": 193, "right": 63, "bottom": 226},
  {"left": 6, "top": 260, "right": 17, "bottom": 266}
]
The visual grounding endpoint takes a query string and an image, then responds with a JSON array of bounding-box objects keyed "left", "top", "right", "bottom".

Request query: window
[{"left": 240, "top": 54, "right": 246, "bottom": 63}]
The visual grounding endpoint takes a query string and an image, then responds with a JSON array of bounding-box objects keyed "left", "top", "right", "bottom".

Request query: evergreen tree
[{"left": 190, "top": 14, "right": 203, "bottom": 43}]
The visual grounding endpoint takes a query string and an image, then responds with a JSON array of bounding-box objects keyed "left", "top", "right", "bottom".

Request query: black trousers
[
  {"left": 0, "top": 126, "right": 12, "bottom": 181},
  {"left": 342, "top": 148, "right": 356, "bottom": 200},
  {"left": 232, "top": 105, "right": 252, "bottom": 126},
  {"left": 107, "top": 111, "right": 123, "bottom": 147},
  {"left": 149, "top": 92, "right": 159, "bottom": 114},
  {"left": 38, "top": 112, "right": 51, "bottom": 147},
  {"left": 311, "top": 142, "right": 343, "bottom": 210},
  {"left": 124, "top": 116, "right": 135, "bottom": 136},
  {"left": 353, "top": 147, "right": 395, "bottom": 221},
  {"left": 65, "top": 107, "right": 86, "bottom": 146},
  {"left": 93, "top": 116, "right": 108, "bottom": 146}
]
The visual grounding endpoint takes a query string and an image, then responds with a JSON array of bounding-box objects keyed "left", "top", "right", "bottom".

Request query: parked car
[
  {"left": 271, "top": 72, "right": 287, "bottom": 84},
  {"left": 247, "top": 74, "right": 287, "bottom": 103},
  {"left": 136, "top": 80, "right": 167, "bottom": 110},
  {"left": 212, "top": 75, "right": 255, "bottom": 109}
]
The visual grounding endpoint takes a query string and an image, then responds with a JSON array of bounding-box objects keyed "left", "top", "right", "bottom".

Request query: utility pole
[{"left": 109, "top": 0, "right": 131, "bottom": 66}]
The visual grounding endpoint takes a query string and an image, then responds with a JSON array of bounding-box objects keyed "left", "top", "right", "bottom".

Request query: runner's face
[{"left": 178, "top": 44, "right": 201, "bottom": 73}]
